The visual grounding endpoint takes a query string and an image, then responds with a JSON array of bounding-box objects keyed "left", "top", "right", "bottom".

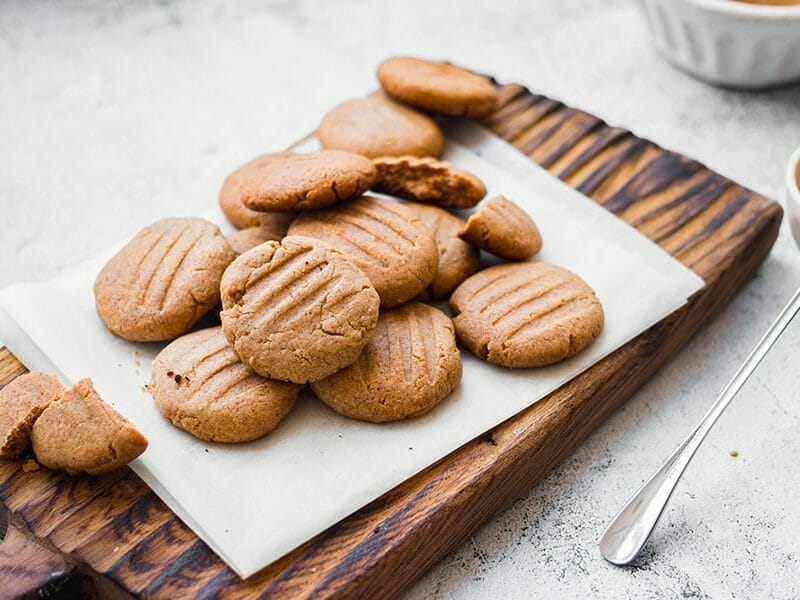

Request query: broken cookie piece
[
  {"left": 0, "top": 371, "right": 64, "bottom": 461},
  {"left": 31, "top": 378, "right": 148, "bottom": 475},
  {"left": 370, "top": 156, "right": 486, "bottom": 208}
]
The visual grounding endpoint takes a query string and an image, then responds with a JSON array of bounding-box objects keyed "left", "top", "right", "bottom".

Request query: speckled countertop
[{"left": 2, "top": 1, "right": 800, "bottom": 598}]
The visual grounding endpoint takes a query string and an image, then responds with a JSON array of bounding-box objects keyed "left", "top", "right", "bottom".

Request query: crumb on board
[
  {"left": 730, "top": 450, "right": 739, "bottom": 457},
  {"left": 22, "top": 458, "right": 40, "bottom": 472}
]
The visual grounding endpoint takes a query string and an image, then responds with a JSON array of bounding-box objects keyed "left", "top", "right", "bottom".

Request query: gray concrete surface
[{"left": 1, "top": 1, "right": 799, "bottom": 597}]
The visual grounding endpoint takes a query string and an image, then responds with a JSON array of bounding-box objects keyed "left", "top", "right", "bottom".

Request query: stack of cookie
[{"left": 92, "top": 56, "right": 605, "bottom": 445}]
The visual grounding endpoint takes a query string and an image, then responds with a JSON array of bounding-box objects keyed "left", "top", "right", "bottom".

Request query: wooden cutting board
[{"left": 0, "top": 80, "right": 782, "bottom": 600}]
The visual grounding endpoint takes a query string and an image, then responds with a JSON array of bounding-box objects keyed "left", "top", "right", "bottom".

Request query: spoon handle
[{"left": 599, "top": 284, "right": 800, "bottom": 566}]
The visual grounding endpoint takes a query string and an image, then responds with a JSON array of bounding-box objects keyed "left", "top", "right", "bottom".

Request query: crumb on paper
[
  {"left": 140, "top": 385, "right": 148, "bottom": 393},
  {"left": 730, "top": 450, "right": 739, "bottom": 457},
  {"left": 22, "top": 459, "right": 40, "bottom": 472},
  {"left": 134, "top": 360, "right": 140, "bottom": 367},
  {"left": 134, "top": 350, "right": 140, "bottom": 357}
]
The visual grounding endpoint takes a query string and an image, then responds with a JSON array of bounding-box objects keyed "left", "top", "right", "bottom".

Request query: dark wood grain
[{"left": 0, "top": 79, "right": 782, "bottom": 599}]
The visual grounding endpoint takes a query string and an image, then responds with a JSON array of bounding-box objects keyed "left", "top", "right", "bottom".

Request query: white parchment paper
[{"left": 0, "top": 122, "right": 704, "bottom": 578}]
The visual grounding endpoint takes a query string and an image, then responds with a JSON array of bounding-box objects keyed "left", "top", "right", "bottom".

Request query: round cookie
[
  {"left": 310, "top": 302, "right": 461, "bottom": 423},
  {"left": 459, "top": 195, "right": 542, "bottom": 260},
  {"left": 150, "top": 327, "right": 299, "bottom": 442},
  {"left": 318, "top": 94, "right": 444, "bottom": 158},
  {"left": 220, "top": 235, "right": 380, "bottom": 383},
  {"left": 227, "top": 225, "right": 284, "bottom": 255},
  {"left": 406, "top": 203, "right": 480, "bottom": 300},
  {"left": 219, "top": 153, "right": 296, "bottom": 229},
  {"left": 31, "top": 378, "right": 148, "bottom": 475},
  {"left": 377, "top": 56, "right": 498, "bottom": 118},
  {"left": 371, "top": 156, "right": 486, "bottom": 209},
  {"left": 450, "top": 262, "right": 604, "bottom": 368},
  {"left": 240, "top": 151, "right": 376, "bottom": 212},
  {"left": 288, "top": 196, "right": 438, "bottom": 307},
  {"left": 94, "top": 217, "right": 236, "bottom": 342}
]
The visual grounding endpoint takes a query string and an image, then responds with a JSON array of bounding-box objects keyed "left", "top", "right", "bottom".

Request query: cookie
[
  {"left": 0, "top": 372, "right": 64, "bottom": 461},
  {"left": 459, "top": 195, "right": 542, "bottom": 260},
  {"left": 318, "top": 93, "right": 444, "bottom": 158},
  {"left": 450, "top": 262, "right": 604, "bottom": 368},
  {"left": 310, "top": 302, "right": 461, "bottom": 423},
  {"left": 220, "top": 235, "right": 380, "bottom": 383},
  {"left": 219, "top": 153, "right": 296, "bottom": 229},
  {"left": 371, "top": 156, "right": 486, "bottom": 209},
  {"left": 406, "top": 203, "right": 480, "bottom": 300},
  {"left": 94, "top": 217, "right": 236, "bottom": 342},
  {"left": 288, "top": 196, "right": 438, "bottom": 307},
  {"left": 377, "top": 56, "right": 498, "bottom": 118},
  {"left": 227, "top": 225, "right": 285, "bottom": 255},
  {"left": 31, "top": 378, "right": 148, "bottom": 475},
  {"left": 240, "top": 151, "right": 376, "bottom": 212},
  {"left": 150, "top": 327, "right": 299, "bottom": 442}
]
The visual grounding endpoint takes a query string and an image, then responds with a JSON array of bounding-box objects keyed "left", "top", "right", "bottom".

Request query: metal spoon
[{"left": 599, "top": 285, "right": 800, "bottom": 566}]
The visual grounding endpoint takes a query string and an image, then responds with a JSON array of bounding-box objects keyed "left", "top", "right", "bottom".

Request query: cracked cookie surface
[
  {"left": 150, "top": 327, "right": 299, "bottom": 442},
  {"left": 94, "top": 217, "right": 236, "bottom": 342},
  {"left": 288, "top": 196, "right": 438, "bottom": 307},
  {"left": 377, "top": 56, "right": 498, "bottom": 118},
  {"left": 31, "top": 378, "right": 148, "bottom": 475},
  {"left": 240, "top": 150, "right": 376, "bottom": 212},
  {"left": 0, "top": 371, "right": 64, "bottom": 461},
  {"left": 371, "top": 156, "right": 486, "bottom": 209},
  {"left": 310, "top": 302, "right": 461, "bottom": 423},
  {"left": 219, "top": 152, "right": 296, "bottom": 229},
  {"left": 406, "top": 203, "right": 480, "bottom": 300},
  {"left": 318, "top": 94, "right": 444, "bottom": 158},
  {"left": 459, "top": 195, "right": 542, "bottom": 260},
  {"left": 450, "top": 262, "right": 604, "bottom": 368},
  {"left": 220, "top": 235, "right": 380, "bottom": 383}
]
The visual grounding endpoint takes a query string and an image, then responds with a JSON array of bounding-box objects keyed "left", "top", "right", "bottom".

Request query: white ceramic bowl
[
  {"left": 637, "top": 0, "right": 800, "bottom": 88},
  {"left": 786, "top": 145, "right": 800, "bottom": 247}
]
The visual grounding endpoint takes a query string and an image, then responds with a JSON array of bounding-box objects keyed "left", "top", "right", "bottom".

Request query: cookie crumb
[
  {"left": 134, "top": 360, "right": 140, "bottom": 367},
  {"left": 134, "top": 350, "right": 140, "bottom": 357},
  {"left": 22, "top": 458, "right": 40, "bottom": 472},
  {"left": 730, "top": 450, "right": 739, "bottom": 457}
]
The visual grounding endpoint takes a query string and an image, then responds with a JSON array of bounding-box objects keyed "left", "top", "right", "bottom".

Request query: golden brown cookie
[
  {"left": 0, "top": 372, "right": 64, "bottom": 461},
  {"left": 240, "top": 151, "right": 375, "bottom": 212},
  {"left": 94, "top": 217, "right": 236, "bottom": 342},
  {"left": 450, "top": 262, "right": 604, "bottom": 368},
  {"left": 318, "top": 94, "right": 444, "bottom": 158},
  {"left": 288, "top": 196, "right": 438, "bottom": 307},
  {"left": 406, "top": 203, "right": 480, "bottom": 300},
  {"left": 219, "top": 153, "right": 296, "bottom": 229},
  {"left": 150, "top": 327, "right": 299, "bottom": 442},
  {"left": 371, "top": 156, "right": 486, "bottom": 209},
  {"left": 227, "top": 225, "right": 285, "bottom": 255},
  {"left": 31, "top": 379, "right": 148, "bottom": 475},
  {"left": 377, "top": 56, "right": 498, "bottom": 118},
  {"left": 459, "top": 195, "right": 542, "bottom": 260},
  {"left": 310, "top": 302, "right": 461, "bottom": 423},
  {"left": 220, "top": 235, "right": 380, "bottom": 383}
]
